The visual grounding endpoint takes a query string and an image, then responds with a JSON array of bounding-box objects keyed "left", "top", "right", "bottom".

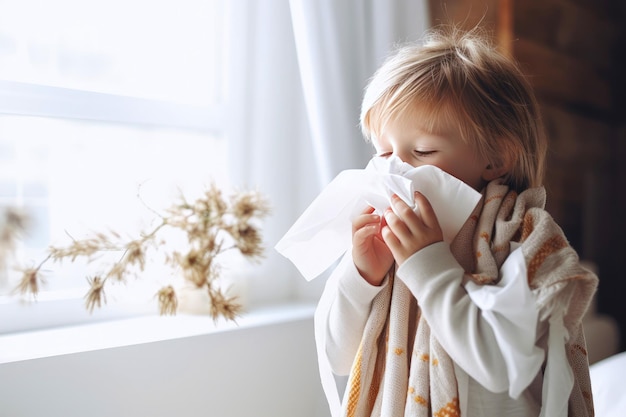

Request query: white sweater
[{"left": 319, "top": 242, "right": 561, "bottom": 417}]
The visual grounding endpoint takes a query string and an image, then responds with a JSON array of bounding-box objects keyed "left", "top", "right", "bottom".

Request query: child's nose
[{"left": 394, "top": 150, "right": 412, "bottom": 164}]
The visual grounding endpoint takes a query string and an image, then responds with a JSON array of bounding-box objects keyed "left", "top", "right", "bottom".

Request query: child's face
[{"left": 373, "top": 106, "right": 490, "bottom": 191}]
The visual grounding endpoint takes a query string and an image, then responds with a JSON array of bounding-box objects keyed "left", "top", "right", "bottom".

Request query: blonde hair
[{"left": 360, "top": 27, "right": 547, "bottom": 192}]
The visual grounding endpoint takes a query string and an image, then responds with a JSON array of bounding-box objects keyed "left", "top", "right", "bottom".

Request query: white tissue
[{"left": 275, "top": 156, "right": 482, "bottom": 280}]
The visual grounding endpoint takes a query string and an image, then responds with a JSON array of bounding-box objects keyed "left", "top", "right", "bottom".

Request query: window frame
[
  {"left": 0, "top": 1, "right": 230, "bottom": 334},
  {"left": 0, "top": 80, "right": 224, "bottom": 133}
]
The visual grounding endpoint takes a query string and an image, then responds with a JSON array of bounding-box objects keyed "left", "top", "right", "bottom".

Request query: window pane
[
  {"left": 0, "top": 0, "right": 224, "bottom": 106},
  {"left": 0, "top": 115, "right": 228, "bottom": 295}
]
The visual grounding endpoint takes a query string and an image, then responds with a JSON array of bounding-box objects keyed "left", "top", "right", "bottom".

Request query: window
[{"left": 0, "top": 0, "right": 229, "bottom": 332}]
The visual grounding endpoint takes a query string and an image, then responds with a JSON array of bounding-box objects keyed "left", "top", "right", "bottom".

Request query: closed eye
[
  {"left": 414, "top": 150, "right": 436, "bottom": 157},
  {"left": 375, "top": 151, "right": 392, "bottom": 158}
]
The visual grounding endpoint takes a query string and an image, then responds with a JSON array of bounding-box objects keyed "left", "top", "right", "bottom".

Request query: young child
[{"left": 316, "top": 27, "right": 598, "bottom": 417}]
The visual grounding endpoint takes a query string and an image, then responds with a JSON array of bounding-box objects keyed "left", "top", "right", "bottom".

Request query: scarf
[{"left": 342, "top": 181, "right": 598, "bottom": 417}]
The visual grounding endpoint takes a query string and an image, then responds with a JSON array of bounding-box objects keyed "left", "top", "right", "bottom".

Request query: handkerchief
[{"left": 275, "top": 156, "right": 482, "bottom": 280}]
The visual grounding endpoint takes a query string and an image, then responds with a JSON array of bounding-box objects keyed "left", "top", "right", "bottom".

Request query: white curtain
[
  {"left": 227, "top": 1, "right": 430, "bottom": 306},
  {"left": 289, "top": 0, "right": 430, "bottom": 185}
]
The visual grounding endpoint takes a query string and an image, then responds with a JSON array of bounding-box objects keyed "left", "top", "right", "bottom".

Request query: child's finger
[
  {"left": 381, "top": 223, "right": 401, "bottom": 249},
  {"left": 352, "top": 211, "right": 381, "bottom": 234},
  {"left": 383, "top": 207, "right": 413, "bottom": 243},
  {"left": 353, "top": 223, "right": 380, "bottom": 245},
  {"left": 413, "top": 191, "right": 439, "bottom": 229},
  {"left": 389, "top": 194, "right": 421, "bottom": 232}
]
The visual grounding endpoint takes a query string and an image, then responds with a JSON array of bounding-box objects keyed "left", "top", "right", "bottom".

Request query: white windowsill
[{"left": 0, "top": 301, "right": 316, "bottom": 365}]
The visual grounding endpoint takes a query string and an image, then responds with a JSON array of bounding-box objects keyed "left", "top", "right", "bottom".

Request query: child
[{"left": 313, "top": 27, "right": 598, "bottom": 417}]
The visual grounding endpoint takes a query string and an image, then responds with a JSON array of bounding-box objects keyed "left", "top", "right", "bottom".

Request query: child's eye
[
  {"left": 414, "top": 150, "right": 436, "bottom": 157},
  {"left": 375, "top": 151, "right": 392, "bottom": 158}
]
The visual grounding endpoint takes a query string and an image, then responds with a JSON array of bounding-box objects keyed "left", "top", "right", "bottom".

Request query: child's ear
[
  {"left": 482, "top": 153, "right": 512, "bottom": 182},
  {"left": 482, "top": 164, "right": 508, "bottom": 181}
]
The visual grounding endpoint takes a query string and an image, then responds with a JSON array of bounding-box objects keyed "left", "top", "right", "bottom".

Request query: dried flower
[
  {"left": 208, "top": 183, "right": 228, "bottom": 216},
  {"left": 85, "top": 276, "right": 106, "bottom": 312},
  {"left": 208, "top": 287, "right": 242, "bottom": 322},
  {"left": 3, "top": 207, "right": 29, "bottom": 231},
  {"left": 13, "top": 267, "right": 44, "bottom": 298},
  {"left": 156, "top": 285, "right": 177, "bottom": 315},
  {"left": 124, "top": 240, "right": 147, "bottom": 271},
  {"left": 231, "top": 190, "right": 271, "bottom": 221},
  {"left": 0, "top": 208, "right": 29, "bottom": 268},
  {"left": 230, "top": 223, "right": 264, "bottom": 259},
  {"left": 178, "top": 249, "right": 215, "bottom": 287}
]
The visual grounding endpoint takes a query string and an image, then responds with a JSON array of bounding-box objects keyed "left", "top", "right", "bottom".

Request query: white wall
[{"left": 0, "top": 308, "right": 329, "bottom": 417}]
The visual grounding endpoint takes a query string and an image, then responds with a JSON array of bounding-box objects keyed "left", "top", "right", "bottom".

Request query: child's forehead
[{"left": 388, "top": 99, "right": 461, "bottom": 136}]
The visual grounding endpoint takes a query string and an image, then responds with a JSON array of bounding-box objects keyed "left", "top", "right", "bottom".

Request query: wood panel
[
  {"left": 567, "top": 0, "right": 625, "bottom": 20},
  {"left": 541, "top": 104, "right": 612, "bottom": 165},
  {"left": 513, "top": 0, "right": 619, "bottom": 74},
  {"left": 429, "top": 0, "right": 500, "bottom": 28},
  {"left": 512, "top": 38, "right": 612, "bottom": 112},
  {"left": 428, "top": 0, "right": 515, "bottom": 54}
]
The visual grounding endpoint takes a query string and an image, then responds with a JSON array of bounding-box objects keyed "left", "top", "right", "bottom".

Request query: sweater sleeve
[
  {"left": 397, "top": 241, "right": 545, "bottom": 396},
  {"left": 321, "top": 253, "right": 388, "bottom": 376}
]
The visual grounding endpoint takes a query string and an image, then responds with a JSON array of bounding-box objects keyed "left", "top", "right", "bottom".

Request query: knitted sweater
[{"left": 318, "top": 181, "right": 598, "bottom": 417}]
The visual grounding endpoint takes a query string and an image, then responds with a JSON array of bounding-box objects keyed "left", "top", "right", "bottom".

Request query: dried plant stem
[{"left": 9, "top": 184, "right": 271, "bottom": 321}]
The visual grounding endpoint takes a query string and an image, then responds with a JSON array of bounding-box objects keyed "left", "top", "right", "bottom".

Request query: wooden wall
[{"left": 429, "top": 0, "right": 626, "bottom": 348}]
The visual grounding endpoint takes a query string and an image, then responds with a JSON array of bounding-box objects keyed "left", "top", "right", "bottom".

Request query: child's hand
[
  {"left": 382, "top": 192, "right": 443, "bottom": 266},
  {"left": 351, "top": 207, "right": 394, "bottom": 286}
]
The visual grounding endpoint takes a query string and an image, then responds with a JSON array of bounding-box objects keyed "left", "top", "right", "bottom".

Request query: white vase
[{"left": 176, "top": 271, "right": 250, "bottom": 316}]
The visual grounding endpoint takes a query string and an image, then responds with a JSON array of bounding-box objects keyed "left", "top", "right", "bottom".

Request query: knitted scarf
[{"left": 342, "top": 181, "right": 598, "bottom": 417}]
